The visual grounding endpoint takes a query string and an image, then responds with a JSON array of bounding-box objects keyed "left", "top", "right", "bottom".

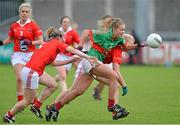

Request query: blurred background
[
  {"left": 0, "top": 0, "right": 180, "bottom": 65},
  {"left": 0, "top": 1, "right": 180, "bottom": 123}
]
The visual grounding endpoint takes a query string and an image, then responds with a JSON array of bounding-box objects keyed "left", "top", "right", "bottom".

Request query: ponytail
[{"left": 46, "top": 27, "right": 64, "bottom": 39}]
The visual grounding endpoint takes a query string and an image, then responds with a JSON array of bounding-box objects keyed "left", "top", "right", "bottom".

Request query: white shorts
[
  {"left": 55, "top": 54, "right": 72, "bottom": 71},
  {"left": 11, "top": 52, "right": 33, "bottom": 66},
  {"left": 105, "top": 63, "right": 113, "bottom": 68},
  {"left": 74, "top": 58, "right": 102, "bottom": 79},
  {"left": 21, "top": 67, "right": 39, "bottom": 89}
]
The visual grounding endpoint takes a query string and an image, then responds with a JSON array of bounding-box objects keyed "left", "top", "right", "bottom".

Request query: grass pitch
[{"left": 0, "top": 64, "right": 179, "bottom": 124}]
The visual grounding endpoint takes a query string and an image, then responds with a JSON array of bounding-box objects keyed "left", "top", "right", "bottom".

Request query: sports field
[{"left": 0, "top": 64, "right": 179, "bottom": 124}]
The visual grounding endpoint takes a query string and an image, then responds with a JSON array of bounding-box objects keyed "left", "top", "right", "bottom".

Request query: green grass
[{"left": 0, "top": 64, "right": 180, "bottom": 124}]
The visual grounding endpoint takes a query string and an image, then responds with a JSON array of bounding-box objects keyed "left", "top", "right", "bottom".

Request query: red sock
[
  {"left": 55, "top": 102, "right": 63, "bottom": 110},
  {"left": 34, "top": 99, "right": 42, "bottom": 109},
  {"left": 17, "top": 95, "right": 23, "bottom": 102},
  {"left": 108, "top": 98, "right": 115, "bottom": 108},
  {"left": 33, "top": 97, "right": 37, "bottom": 104},
  {"left": 7, "top": 111, "right": 14, "bottom": 118}
]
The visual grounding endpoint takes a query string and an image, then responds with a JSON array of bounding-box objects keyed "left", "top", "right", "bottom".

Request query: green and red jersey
[{"left": 87, "top": 29, "right": 126, "bottom": 62}]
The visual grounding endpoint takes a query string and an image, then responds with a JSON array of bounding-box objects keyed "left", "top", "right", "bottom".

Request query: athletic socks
[
  {"left": 54, "top": 101, "right": 63, "bottom": 110},
  {"left": 7, "top": 111, "right": 14, "bottom": 118},
  {"left": 34, "top": 99, "right": 42, "bottom": 109},
  {"left": 108, "top": 98, "right": 115, "bottom": 108},
  {"left": 17, "top": 95, "right": 23, "bottom": 102},
  {"left": 16, "top": 92, "right": 24, "bottom": 102}
]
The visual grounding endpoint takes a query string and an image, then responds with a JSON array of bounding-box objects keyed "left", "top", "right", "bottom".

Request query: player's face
[
  {"left": 61, "top": 18, "right": 71, "bottom": 31},
  {"left": 19, "top": 7, "right": 30, "bottom": 22},
  {"left": 113, "top": 24, "right": 125, "bottom": 37}
]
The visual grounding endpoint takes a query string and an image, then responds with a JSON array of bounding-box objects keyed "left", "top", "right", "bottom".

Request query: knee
[
  {"left": 51, "top": 82, "right": 58, "bottom": 91},
  {"left": 16, "top": 77, "right": 22, "bottom": 84},
  {"left": 59, "top": 76, "right": 66, "bottom": 81},
  {"left": 109, "top": 72, "right": 117, "bottom": 81},
  {"left": 59, "top": 74, "right": 66, "bottom": 81},
  {"left": 116, "top": 82, "right": 120, "bottom": 88},
  {"left": 23, "top": 99, "right": 33, "bottom": 106}
]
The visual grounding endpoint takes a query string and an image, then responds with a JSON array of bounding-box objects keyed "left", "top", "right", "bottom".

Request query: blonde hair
[
  {"left": 97, "top": 17, "right": 125, "bottom": 33},
  {"left": 46, "top": 27, "right": 64, "bottom": 39},
  {"left": 19, "top": 3, "right": 32, "bottom": 16},
  {"left": 110, "top": 18, "right": 125, "bottom": 29},
  {"left": 97, "top": 15, "right": 113, "bottom": 33}
]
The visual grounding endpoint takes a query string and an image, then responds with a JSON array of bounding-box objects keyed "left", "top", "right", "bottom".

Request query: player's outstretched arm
[
  {"left": 52, "top": 55, "right": 80, "bottom": 66},
  {"left": 66, "top": 46, "right": 97, "bottom": 65}
]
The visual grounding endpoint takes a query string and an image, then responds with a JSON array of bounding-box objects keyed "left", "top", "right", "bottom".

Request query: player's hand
[
  {"left": 0, "top": 40, "right": 3, "bottom": 46},
  {"left": 137, "top": 42, "right": 146, "bottom": 47},
  {"left": 122, "top": 86, "right": 128, "bottom": 96},
  {"left": 23, "top": 39, "right": 32, "bottom": 45},
  {"left": 76, "top": 46, "right": 83, "bottom": 51},
  {"left": 82, "top": 51, "right": 88, "bottom": 54},
  {"left": 76, "top": 46, "right": 88, "bottom": 53},
  {"left": 87, "top": 56, "right": 98, "bottom": 67},
  {"left": 72, "top": 55, "right": 81, "bottom": 63}
]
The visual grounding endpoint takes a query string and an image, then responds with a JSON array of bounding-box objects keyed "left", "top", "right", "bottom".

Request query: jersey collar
[
  {"left": 17, "top": 19, "right": 31, "bottom": 27},
  {"left": 59, "top": 26, "right": 72, "bottom": 34}
]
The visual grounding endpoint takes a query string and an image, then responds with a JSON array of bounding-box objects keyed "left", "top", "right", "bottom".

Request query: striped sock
[
  {"left": 34, "top": 99, "right": 42, "bottom": 109},
  {"left": 108, "top": 98, "right": 115, "bottom": 108},
  {"left": 55, "top": 102, "right": 63, "bottom": 110},
  {"left": 17, "top": 95, "right": 23, "bottom": 102}
]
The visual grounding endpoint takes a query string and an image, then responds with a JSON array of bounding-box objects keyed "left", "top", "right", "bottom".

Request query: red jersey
[
  {"left": 8, "top": 19, "right": 42, "bottom": 52},
  {"left": 26, "top": 38, "right": 68, "bottom": 76},
  {"left": 59, "top": 27, "right": 80, "bottom": 56},
  {"left": 103, "top": 46, "right": 122, "bottom": 64}
]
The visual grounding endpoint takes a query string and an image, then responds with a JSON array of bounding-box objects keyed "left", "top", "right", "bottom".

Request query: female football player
[
  {"left": 45, "top": 18, "right": 137, "bottom": 121},
  {"left": 54, "top": 16, "right": 81, "bottom": 93},
  {"left": 0, "top": 3, "right": 43, "bottom": 102},
  {"left": 3, "top": 27, "right": 97, "bottom": 123}
]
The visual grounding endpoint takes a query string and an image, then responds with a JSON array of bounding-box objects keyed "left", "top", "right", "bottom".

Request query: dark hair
[
  {"left": 46, "top": 27, "right": 63, "bottom": 39},
  {"left": 60, "top": 16, "right": 71, "bottom": 24}
]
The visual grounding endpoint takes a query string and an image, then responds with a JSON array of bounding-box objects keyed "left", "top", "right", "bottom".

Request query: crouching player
[{"left": 3, "top": 27, "right": 97, "bottom": 123}]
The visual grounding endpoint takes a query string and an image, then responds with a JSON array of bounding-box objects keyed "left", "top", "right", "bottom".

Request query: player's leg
[
  {"left": 90, "top": 64, "right": 116, "bottom": 105},
  {"left": 55, "top": 54, "right": 73, "bottom": 92},
  {"left": 31, "top": 72, "right": 58, "bottom": 118},
  {"left": 13, "top": 63, "right": 24, "bottom": 102},
  {"left": 45, "top": 59, "right": 82, "bottom": 121},
  {"left": 92, "top": 63, "right": 112, "bottom": 100},
  {"left": 39, "top": 72, "right": 58, "bottom": 102},
  {"left": 60, "top": 73, "right": 93, "bottom": 105},
  {"left": 11, "top": 52, "right": 34, "bottom": 102},
  {"left": 3, "top": 88, "right": 36, "bottom": 123},
  {"left": 90, "top": 64, "right": 129, "bottom": 119},
  {"left": 54, "top": 57, "right": 88, "bottom": 103},
  {"left": 93, "top": 82, "right": 105, "bottom": 100},
  {"left": 3, "top": 67, "right": 38, "bottom": 123},
  {"left": 55, "top": 66, "right": 68, "bottom": 92},
  {"left": 94, "top": 76, "right": 120, "bottom": 103},
  {"left": 45, "top": 73, "right": 93, "bottom": 121}
]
